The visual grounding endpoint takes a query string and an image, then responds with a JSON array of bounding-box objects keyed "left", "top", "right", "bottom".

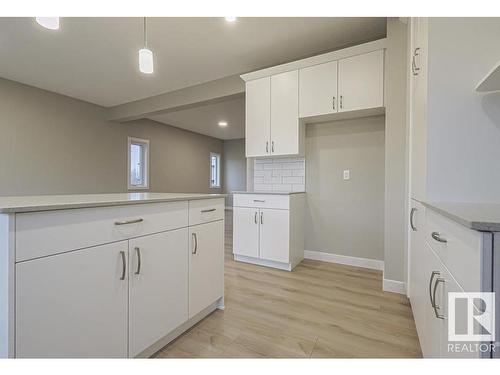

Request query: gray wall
[
  {"left": 0, "top": 78, "right": 223, "bottom": 196},
  {"left": 222, "top": 138, "right": 246, "bottom": 206},
  {"left": 384, "top": 19, "right": 408, "bottom": 283},
  {"left": 427, "top": 18, "right": 500, "bottom": 203},
  {"left": 305, "top": 116, "right": 385, "bottom": 261}
]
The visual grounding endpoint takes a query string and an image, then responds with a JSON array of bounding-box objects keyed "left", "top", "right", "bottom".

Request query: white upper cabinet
[
  {"left": 270, "top": 70, "right": 300, "bottom": 156},
  {"left": 338, "top": 50, "right": 384, "bottom": 112},
  {"left": 299, "top": 61, "right": 338, "bottom": 117},
  {"left": 245, "top": 77, "right": 271, "bottom": 157}
]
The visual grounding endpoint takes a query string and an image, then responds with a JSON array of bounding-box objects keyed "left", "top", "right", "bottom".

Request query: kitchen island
[{"left": 0, "top": 193, "right": 225, "bottom": 358}]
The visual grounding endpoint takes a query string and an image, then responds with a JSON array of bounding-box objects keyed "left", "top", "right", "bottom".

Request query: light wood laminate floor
[{"left": 154, "top": 215, "right": 422, "bottom": 358}]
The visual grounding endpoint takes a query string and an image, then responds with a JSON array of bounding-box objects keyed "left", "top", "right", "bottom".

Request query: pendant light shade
[
  {"left": 35, "top": 17, "right": 60, "bottom": 30},
  {"left": 139, "top": 18, "right": 154, "bottom": 74},
  {"left": 139, "top": 48, "right": 154, "bottom": 74}
]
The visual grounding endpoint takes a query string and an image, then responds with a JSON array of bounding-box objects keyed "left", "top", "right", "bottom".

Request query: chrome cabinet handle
[
  {"left": 254, "top": 211, "right": 258, "bottom": 224},
  {"left": 333, "top": 96, "right": 335, "bottom": 110},
  {"left": 134, "top": 247, "right": 141, "bottom": 275},
  {"left": 192, "top": 233, "right": 198, "bottom": 254},
  {"left": 253, "top": 199, "right": 265, "bottom": 203},
  {"left": 340, "top": 95, "right": 343, "bottom": 109},
  {"left": 201, "top": 208, "right": 216, "bottom": 213},
  {"left": 412, "top": 47, "right": 420, "bottom": 76},
  {"left": 410, "top": 208, "right": 417, "bottom": 231},
  {"left": 266, "top": 141, "right": 269, "bottom": 154},
  {"left": 119, "top": 251, "right": 126, "bottom": 280},
  {"left": 115, "top": 218, "right": 143, "bottom": 226},
  {"left": 260, "top": 212, "right": 263, "bottom": 225},
  {"left": 431, "top": 232, "right": 447, "bottom": 243},
  {"left": 271, "top": 141, "right": 275, "bottom": 153},
  {"left": 433, "top": 277, "right": 445, "bottom": 319},
  {"left": 429, "top": 271, "right": 439, "bottom": 307}
]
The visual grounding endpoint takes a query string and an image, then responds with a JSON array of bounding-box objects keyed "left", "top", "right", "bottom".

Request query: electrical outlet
[{"left": 343, "top": 169, "right": 350, "bottom": 180}]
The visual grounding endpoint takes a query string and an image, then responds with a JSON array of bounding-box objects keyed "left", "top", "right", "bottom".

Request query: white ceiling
[
  {"left": 0, "top": 17, "right": 386, "bottom": 107},
  {"left": 148, "top": 96, "right": 245, "bottom": 140}
]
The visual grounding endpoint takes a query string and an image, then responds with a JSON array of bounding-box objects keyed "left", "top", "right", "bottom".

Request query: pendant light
[
  {"left": 139, "top": 17, "right": 154, "bottom": 74},
  {"left": 35, "top": 17, "right": 60, "bottom": 30}
]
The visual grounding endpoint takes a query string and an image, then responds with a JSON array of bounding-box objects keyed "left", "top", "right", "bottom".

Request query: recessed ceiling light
[
  {"left": 218, "top": 121, "right": 228, "bottom": 127},
  {"left": 225, "top": 17, "right": 237, "bottom": 22},
  {"left": 35, "top": 17, "right": 60, "bottom": 30}
]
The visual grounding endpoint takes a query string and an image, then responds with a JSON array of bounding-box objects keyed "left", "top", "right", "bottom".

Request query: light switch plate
[{"left": 343, "top": 170, "right": 350, "bottom": 180}]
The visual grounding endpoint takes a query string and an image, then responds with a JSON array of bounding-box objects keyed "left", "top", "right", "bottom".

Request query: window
[
  {"left": 210, "top": 152, "right": 221, "bottom": 188},
  {"left": 128, "top": 137, "right": 149, "bottom": 190}
]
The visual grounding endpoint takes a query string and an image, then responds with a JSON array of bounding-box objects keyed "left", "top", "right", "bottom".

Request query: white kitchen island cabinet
[{"left": 0, "top": 193, "right": 225, "bottom": 358}]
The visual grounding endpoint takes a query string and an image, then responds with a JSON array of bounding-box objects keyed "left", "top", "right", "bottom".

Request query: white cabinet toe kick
[
  {"left": 0, "top": 195, "right": 225, "bottom": 358},
  {"left": 232, "top": 193, "right": 305, "bottom": 271}
]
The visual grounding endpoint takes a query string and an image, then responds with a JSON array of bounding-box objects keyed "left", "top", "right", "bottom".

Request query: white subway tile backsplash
[{"left": 254, "top": 157, "right": 305, "bottom": 193}]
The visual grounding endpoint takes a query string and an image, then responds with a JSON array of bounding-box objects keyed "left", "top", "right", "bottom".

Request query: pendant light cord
[{"left": 143, "top": 17, "right": 147, "bottom": 48}]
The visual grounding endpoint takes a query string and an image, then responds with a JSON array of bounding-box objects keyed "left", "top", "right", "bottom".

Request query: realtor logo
[{"left": 448, "top": 292, "right": 495, "bottom": 342}]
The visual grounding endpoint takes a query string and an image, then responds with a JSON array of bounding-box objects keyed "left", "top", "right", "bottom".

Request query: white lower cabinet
[
  {"left": 409, "top": 206, "right": 481, "bottom": 358},
  {"left": 16, "top": 241, "right": 129, "bottom": 358},
  {"left": 189, "top": 220, "right": 224, "bottom": 318},
  {"left": 128, "top": 229, "right": 188, "bottom": 357},
  {"left": 232, "top": 193, "right": 304, "bottom": 271}
]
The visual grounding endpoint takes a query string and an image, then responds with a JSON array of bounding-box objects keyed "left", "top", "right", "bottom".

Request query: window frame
[
  {"left": 209, "top": 152, "right": 221, "bottom": 189},
  {"left": 127, "top": 136, "right": 150, "bottom": 190}
]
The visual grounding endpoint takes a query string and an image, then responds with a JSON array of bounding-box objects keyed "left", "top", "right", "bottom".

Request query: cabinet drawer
[
  {"left": 233, "top": 194, "right": 289, "bottom": 210},
  {"left": 188, "top": 199, "right": 224, "bottom": 226},
  {"left": 16, "top": 201, "right": 188, "bottom": 262},
  {"left": 425, "top": 209, "right": 482, "bottom": 293}
]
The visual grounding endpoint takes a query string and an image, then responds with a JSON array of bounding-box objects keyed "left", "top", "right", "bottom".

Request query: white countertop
[
  {"left": 421, "top": 201, "right": 500, "bottom": 232},
  {"left": 232, "top": 191, "right": 306, "bottom": 195},
  {"left": 0, "top": 192, "right": 226, "bottom": 213}
]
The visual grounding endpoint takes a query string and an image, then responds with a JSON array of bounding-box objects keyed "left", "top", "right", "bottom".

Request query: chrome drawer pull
[
  {"left": 253, "top": 199, "right": 265, "bottom": 203},
  {"left": 115, "top": 218, "right": 143, "bottom": 226},
  {"left": 192, "top": 233, "right": 198, "bottom": 254},
  {"left": 429, "top": 271, "right": 439, "bottom": 307},
  {"left": 254, "top": 211, "right": 258, "bottom": 224},
  {"left": 260, "top": 212, "right": 263, "bottom": 225},
  {"left": 201, "top": 208, "right": 216, "bottom": 213},
  {"left": 433, "top": 277, "right": 445, "bottom": 319},
  {"left": 431, "top": 232, "right": 447, "bottom": 243}
]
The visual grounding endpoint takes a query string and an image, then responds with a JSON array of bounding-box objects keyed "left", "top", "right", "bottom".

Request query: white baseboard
[
  {"left": 383, "top": 278, "right": 406, "bottom": 295},
  {"left": 304, "top": 250, "right": 384, "bottom": 271}
]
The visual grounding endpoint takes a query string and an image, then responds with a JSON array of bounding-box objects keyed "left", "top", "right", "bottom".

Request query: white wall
[
  {"left": 426, "top": 18, "right": 500, "bottom": 203},
  {"left": 305, "top": 116, "right": 386, "bottom": 261}
]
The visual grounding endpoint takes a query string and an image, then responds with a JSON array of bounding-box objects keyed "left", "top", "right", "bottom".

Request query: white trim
[
  {"left": 127, "top": 136, "right": 150, "bottom": 190},
  {"left": 304, "top": 250, "right": 384, "bottom": 271},
  {"left": 234, "top": 254, "right": 293, "bottom": 271},
  {"left": 383, "top": 278, "right": 407, "bottom": 295},
  {"left": 209, "top": 152, "right": 221, "bottom": 189},
  {"left": 240, "top": 39, "right": 387, "bottom": 82}
]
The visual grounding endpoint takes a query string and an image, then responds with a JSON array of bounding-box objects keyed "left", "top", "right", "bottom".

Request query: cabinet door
[
  {"left": 409, "top": 18, "right": 428, "bottom": 201},
  {"left": 409, "top": 200, "right": 426, "bottom": 346},
  {"left": 233, "top": 207, "right": 260, "bottom": 258},
  {"left": 189, "top": 221, "right": 224, "bottom": 318},
  {"left": 270, "top": 70, "right": 300, "bottom": 156},
  {"left": 259, "top": 209, "right": 289, "bottom": 263},
  {"left": 128, "top": 229, "right": 188, "bottom": 357},
  {"left": 299, "top": 61, "right": 338, "bottom": 117},
  {"left": 338, "top": 50, "right": 384, "bottom": 112},
  {"left": 16, "top": 241, "right": 128, "bottom": 358},
  {"left": 420, "top": 243, "right": 445, "bottom": 358},
  {"left": 246, "top": 77, "right": 271, "bottom": 157}
]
